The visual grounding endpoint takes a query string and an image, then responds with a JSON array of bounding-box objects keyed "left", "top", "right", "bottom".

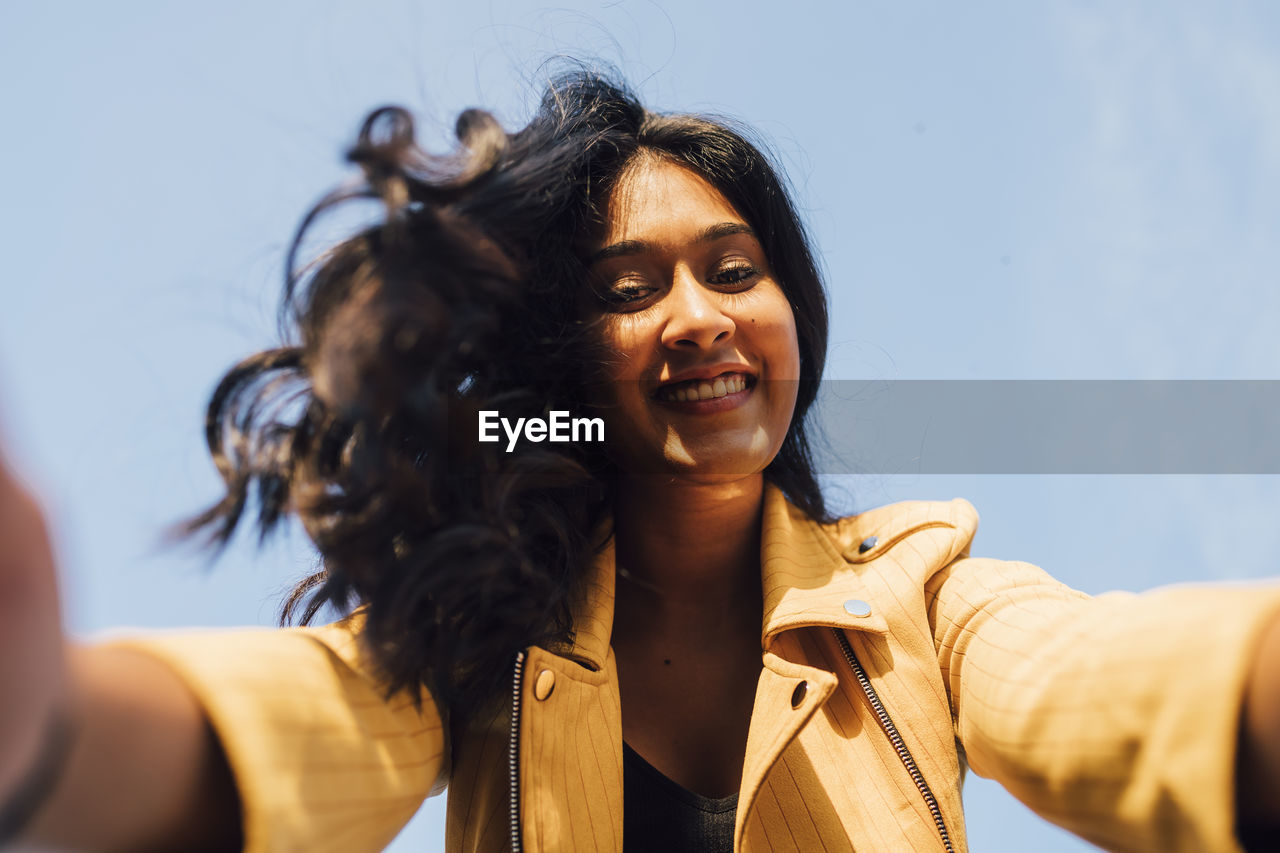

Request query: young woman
[{"left": 3, "top": 70, "right": 1280, "bottom": 853}]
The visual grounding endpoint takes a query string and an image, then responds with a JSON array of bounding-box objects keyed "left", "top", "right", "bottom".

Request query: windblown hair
[{"left": 180, "top": 68, "right": 831, "bottom": 727}]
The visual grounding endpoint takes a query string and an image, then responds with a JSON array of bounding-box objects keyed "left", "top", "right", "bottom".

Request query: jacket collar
[
  {"left": 757, "top": 482, "right": 891, "bottom": 648},
  {"left": 560, "top": 482, "right": 889, "bottom": 672}
]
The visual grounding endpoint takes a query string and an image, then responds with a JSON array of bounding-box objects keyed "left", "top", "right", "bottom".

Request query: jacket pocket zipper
[
  {"left": 509, "top": 650, "right": 526, "bottom": 853},
  {"left": 832, "top": 628, "right": 956, "bottom": 853}
]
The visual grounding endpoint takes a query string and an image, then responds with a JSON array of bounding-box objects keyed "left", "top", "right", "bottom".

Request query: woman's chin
[
  {"left": 623, "top": 445, "right": 776, "bottom": 480},
  {"left": 618, "top": 469, "right": 766, "bottom": 490}
]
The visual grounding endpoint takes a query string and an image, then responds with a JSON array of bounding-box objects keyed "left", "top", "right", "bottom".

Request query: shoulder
[{"left": 819, "top": 497, "right": 981, "bottom": 569}]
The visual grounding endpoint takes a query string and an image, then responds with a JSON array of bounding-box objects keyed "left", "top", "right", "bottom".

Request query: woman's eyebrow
[
  {"left": 588, "top": 221, "right": 756, "bottom": 265},
  {"left": 697, "top": 222, "right": 755, "bottom": 243}
]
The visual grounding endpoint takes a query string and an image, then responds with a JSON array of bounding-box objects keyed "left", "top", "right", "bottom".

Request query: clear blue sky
[{"left": 2, "top": 2, "right": 1278, "bottom": 850}]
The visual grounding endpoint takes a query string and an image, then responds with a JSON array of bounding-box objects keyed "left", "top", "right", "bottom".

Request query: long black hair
[{"left": 179, "top": 67, "right": 831, "bottom": 727}]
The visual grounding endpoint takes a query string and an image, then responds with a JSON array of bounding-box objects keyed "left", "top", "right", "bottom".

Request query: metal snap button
[
  {"left": 843, "top": 599, "right": 872, "bottom": 617},
  {"left": 533, "top": 669, "right": 556, "bottom": 701},
  {"left": 858, "top": 535, "right": 878, "bottom": 554},
  {"left": 791, "top": 681, "right": 808, "bottom": 708}
]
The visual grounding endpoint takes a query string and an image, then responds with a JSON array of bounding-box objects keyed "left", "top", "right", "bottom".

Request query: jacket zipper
[
  {"left": 832, "top": 628, "right": 955, "bottom": 853},
  {"left": 508, "top": 650, "right": 526, "bottom": 853},
  {"left": 507, "top": 637, "right": 954, "bottom": 852}
]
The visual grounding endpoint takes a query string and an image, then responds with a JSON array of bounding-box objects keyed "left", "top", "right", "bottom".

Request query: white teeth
[{"left": 656, "top": 373, "right": 752, "bottom": 402}]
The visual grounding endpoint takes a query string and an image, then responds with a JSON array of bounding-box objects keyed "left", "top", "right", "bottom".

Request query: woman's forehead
[{"left": 595, "top": 156, "right": 746, "bottom": 245}]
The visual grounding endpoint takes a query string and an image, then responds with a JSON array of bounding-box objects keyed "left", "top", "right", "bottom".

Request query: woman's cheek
[
  {"left": 597, "top": 318, "right": 652, "bottom": 382},
  {"left": 756, "top": 313, "right": 801, "bottom": 382}
]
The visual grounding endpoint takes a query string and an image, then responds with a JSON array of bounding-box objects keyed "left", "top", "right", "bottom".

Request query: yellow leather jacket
[{"left": 108, "top": 484, "right": 1280, "bottom": 852}]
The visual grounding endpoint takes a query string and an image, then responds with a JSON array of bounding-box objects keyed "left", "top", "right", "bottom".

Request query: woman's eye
[
  {"left": 605, "top": 279, "right": 655, "bottom": 304},
  {"left": 709, "top": 263, "right": 758, "bottom": 287}
]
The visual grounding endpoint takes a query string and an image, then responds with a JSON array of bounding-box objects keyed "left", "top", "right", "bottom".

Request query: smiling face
[{"left": 581, "top": 154, "right": 801, "bottom": 481}]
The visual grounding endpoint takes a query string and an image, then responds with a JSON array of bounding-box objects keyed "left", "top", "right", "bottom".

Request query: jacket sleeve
[
  {"left": 97, "top": 611, "right": 448, "bottom": 853},
  {"left": 927, "top": 556, "right": 1280, "bottom": 853}
]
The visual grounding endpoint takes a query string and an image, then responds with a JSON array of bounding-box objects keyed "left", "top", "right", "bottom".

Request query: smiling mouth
[{"left": 653, "top": 372, "right": 756, "bottom": 403}]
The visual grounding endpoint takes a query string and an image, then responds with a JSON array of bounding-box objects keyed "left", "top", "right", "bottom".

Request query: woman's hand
[{"left": 0, "top": 439, "right": 71, "bottom": 825}]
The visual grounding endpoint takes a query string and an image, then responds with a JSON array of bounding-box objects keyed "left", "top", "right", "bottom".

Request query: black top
[{"left": 622, "top": 741, "right": 738, "bottom": 852}]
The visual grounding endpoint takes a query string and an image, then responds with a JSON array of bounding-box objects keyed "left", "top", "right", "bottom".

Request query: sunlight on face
[{"left": 582, "top": 155, "right": 801, "bottom": 481}]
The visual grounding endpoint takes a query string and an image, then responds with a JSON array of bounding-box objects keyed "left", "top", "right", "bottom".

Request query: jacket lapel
[{"left": 733, "top": 485, "right": 894, "bottom": 845}]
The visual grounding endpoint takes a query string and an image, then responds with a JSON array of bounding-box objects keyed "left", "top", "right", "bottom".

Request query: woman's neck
[{"left": 611, "top": 474, "right": 765, "bottom": 642}]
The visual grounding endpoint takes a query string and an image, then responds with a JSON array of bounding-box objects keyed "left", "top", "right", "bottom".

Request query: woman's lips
[{"left": 652, "top": 372, "right": 756, "bottom": 413}]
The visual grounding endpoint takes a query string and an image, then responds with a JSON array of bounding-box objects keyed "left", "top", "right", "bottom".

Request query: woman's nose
[{"left": 659, "top": 267, "right": 734, "bottom": 351}]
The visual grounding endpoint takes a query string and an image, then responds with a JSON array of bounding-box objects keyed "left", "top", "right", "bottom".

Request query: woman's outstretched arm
[
  {"left": 15, "top": 646, "right": 243, "bottom": 851},
  {"left": 929, "top": 551, "right": 1280, "bottom": 852},
  {"left": 1237, "top": 614, "right": 1280, "bottom": 833},
  {"left": 0, "top": 439, "right": 447, "bottom": 853},
  {"left": 0, "top": 448, "right": 241, "bottom": 851}
]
